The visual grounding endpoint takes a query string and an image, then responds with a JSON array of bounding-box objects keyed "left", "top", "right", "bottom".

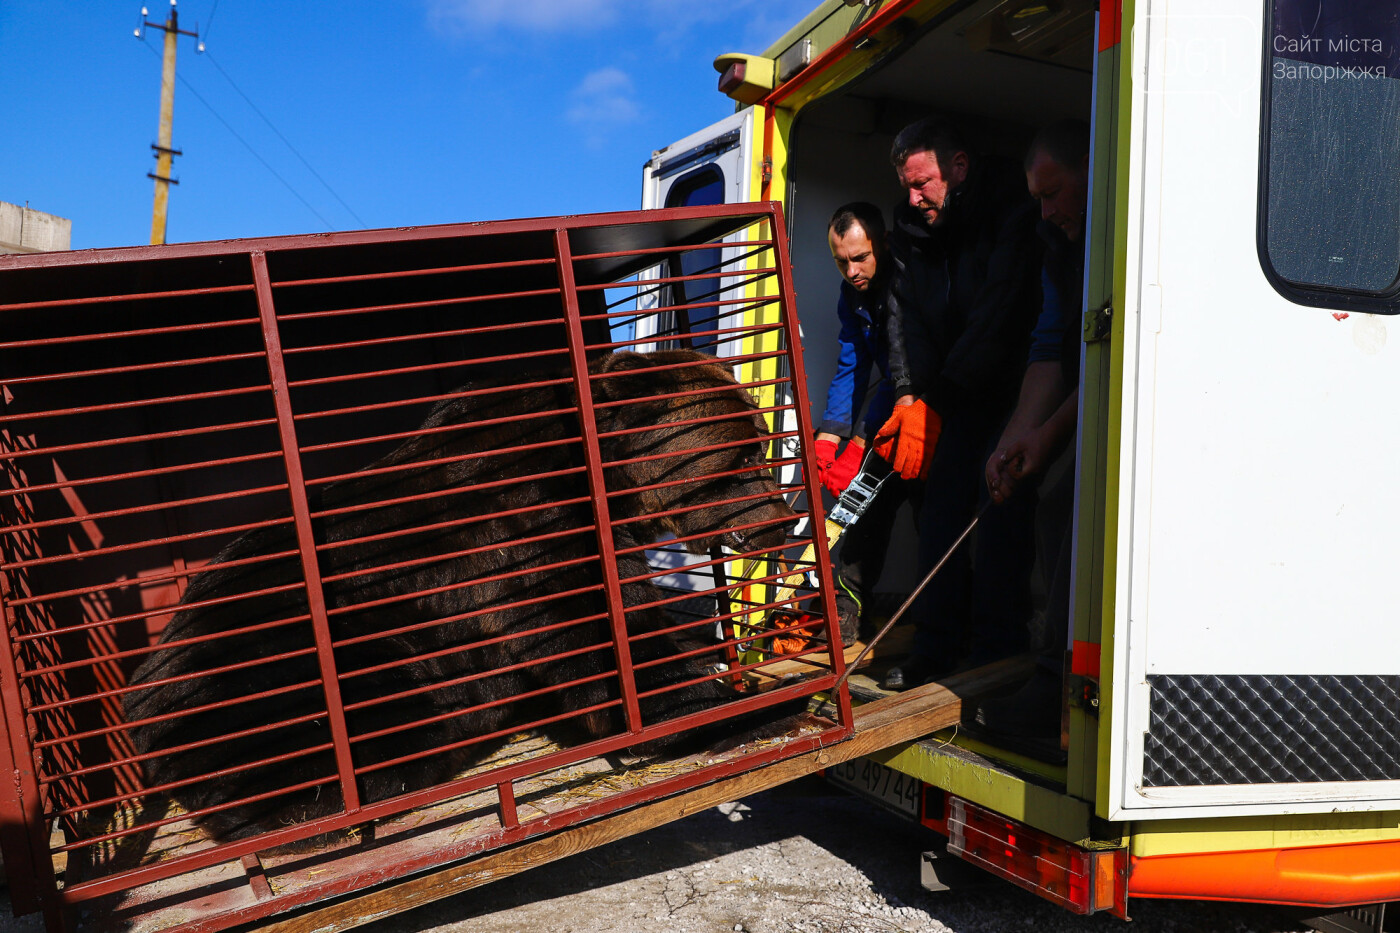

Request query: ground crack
[{"left": 662, "top": 873, "right": 701, "bottom": 915}]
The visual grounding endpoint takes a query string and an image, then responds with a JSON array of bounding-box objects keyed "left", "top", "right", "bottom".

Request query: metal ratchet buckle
[{"left": 827, "top": 452, "right": 891, "bottom": 529}]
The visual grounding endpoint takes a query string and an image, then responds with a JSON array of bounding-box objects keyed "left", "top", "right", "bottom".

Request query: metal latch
[
  {"left": 1069, "top": 674, "right": 1100, "bottom": 713},
  {"left": 1082, "top": 304, "right": 1113, "bottom": 343}
]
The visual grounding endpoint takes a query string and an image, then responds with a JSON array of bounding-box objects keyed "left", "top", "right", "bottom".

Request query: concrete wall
[{"left": 0, "top": 201, "right": 71, "bottom": 253}]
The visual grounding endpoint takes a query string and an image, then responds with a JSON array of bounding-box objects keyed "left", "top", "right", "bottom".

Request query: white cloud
[
  {"left": 566, "top": 67, "right": 642, "bottom": 146},
  {"left": 426, "top": 0, "right": 619, "bottom": 33},
  {"left": 426, "top": 0, "right": 810, "bottom": 41}
]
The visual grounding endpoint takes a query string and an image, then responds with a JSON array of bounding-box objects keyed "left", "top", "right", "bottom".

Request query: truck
[
  {"left": 639, "top": 0, "right": 1400, "bottom": 926},
  {"left": 4, "top": 1, "right": 1398, "bottom": 930}
]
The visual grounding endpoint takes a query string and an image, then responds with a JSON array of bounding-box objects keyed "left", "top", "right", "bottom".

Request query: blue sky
[{"left": 1, "top": 0, "right": 812, "bottom": 250}]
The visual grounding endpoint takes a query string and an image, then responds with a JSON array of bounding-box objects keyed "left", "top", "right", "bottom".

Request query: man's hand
[
  {"left": 985, "top": 426, "right": 1053, "bottom": 504},
  {"left": 823, "top": 438, "right": 865, "bottom": 496},
  {"left": 813, "top": 436, "right": 866, "bottom": 497},
  {"left": 873, "top": 399, "right": 941, "bottom": 481},
  {"left": 985, "top": 443, "right": 1022, "bottom": 504},
  {"left": 985, "top": 380, "right": 1079, "bottom": 504}
]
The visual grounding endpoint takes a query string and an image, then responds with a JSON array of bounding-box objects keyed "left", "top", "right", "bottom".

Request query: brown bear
[{"left": 122, "top": 350, "right": 801, "bottom": 842}]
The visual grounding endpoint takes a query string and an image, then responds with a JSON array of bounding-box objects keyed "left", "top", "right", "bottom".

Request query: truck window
[
  {"left": 664, "top": 165, "right": 726, "bottom": 352},
  {"left": 1262, "top": 0, "right": 1400, "bottom": 301}
]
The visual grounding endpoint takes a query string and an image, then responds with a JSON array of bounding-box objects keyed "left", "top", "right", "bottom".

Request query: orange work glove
[
  {"left": 870, "top": 403, "right": 907, "bottom": 464},
  {"left": 872, "top": 400, "right": 942, "bottom": 481},
  {"left": 821, "top": 441, "right": 864, "bottom": 497}
]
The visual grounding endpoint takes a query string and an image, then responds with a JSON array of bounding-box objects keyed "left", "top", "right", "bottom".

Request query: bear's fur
[{"left": 122, "top": 350, "right": 799, "bottom": 842}]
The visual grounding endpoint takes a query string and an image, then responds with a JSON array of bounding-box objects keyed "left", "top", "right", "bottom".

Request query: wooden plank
[
  {"left": 747, "top": 639, "right": 868, "bottom": 682},
  {"left": 256, "top": 655, "right": 1035, "bottom": 933}
]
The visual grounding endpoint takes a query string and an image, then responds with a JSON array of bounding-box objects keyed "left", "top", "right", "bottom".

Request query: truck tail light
[{"left": 945, "top": 796, "right": 1127, "bottom": 917}]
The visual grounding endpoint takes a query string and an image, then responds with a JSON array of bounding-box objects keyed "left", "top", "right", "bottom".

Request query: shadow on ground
[{"left": 361, "top": 776, "right": 1311, "bottom": 933}]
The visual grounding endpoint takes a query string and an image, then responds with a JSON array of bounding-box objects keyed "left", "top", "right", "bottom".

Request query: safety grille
[{"left": 1143, "top": 674, "right": 1400, "bottom": 786}]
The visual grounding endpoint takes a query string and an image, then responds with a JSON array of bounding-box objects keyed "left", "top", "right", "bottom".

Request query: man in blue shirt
[
  {"left": 977, "top": 119, "right": 1091, "bottom": 739},
  {"left": 812, "top": 202, "right": 908, "bottom": 647}
]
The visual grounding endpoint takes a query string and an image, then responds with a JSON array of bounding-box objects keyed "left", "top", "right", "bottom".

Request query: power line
[
  {"left": 203, "top": 0, "right": 221, "bottom": 42},
  {"left": 203, "top": 49, "right": 367, "bottom": 227},
  {"left": 138, "top": 36, "right": 336, "bottom": 232}
]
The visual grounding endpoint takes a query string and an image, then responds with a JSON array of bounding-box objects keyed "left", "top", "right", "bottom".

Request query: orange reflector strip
[
  {"left": 1093, "top": 850, "right": 1126, "bottom": 914},
  {"left": 1130, "top": 840, "right": 1400, "bottom": 907}
]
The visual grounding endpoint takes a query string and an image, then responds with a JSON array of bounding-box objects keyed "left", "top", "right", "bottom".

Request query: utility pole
[{"left": 137, "top": 1, "right": 199, "bottom": 245}]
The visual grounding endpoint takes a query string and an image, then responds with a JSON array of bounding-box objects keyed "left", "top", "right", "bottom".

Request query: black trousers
[
  {"left": 833, "top": 471, "right": 920, "bottom": 612},
  {"left": 908, "top": 400, "right": 1036, "bottom": 666}
]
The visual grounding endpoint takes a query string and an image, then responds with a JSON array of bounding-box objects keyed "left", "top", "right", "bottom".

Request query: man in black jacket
[{"left": 873, "top": 117, "right": 1042, "bottom": 689}]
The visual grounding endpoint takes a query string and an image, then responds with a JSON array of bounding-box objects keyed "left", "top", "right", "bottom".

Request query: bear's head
[{"left": 591, "top": 350, "right": 796, "bottom": 554}]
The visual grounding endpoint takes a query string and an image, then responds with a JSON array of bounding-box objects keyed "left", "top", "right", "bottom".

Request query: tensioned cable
[
  {"left": 203, "top": 49, "right": 368, "bottom": 227},
  {"left": 203, "top": 0, "right": 221, "bottom": 41},
  {"left": 139, "top": 37, "right": 336, "bottom": 231}
]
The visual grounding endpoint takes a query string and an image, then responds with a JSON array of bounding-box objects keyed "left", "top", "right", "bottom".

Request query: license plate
[{"left": 826, "top": 757, "right": 921, "bottom": 818}]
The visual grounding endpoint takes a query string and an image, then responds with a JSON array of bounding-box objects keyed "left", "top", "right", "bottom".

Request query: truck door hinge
[
  {"left": 761, "top": 156, "right": 773, "bottom": 188},
  {"left": 1083, "top": 304, "right": 1113, "bottom": 343}
]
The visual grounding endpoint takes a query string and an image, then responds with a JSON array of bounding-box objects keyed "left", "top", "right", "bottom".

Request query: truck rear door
[
  {"left": 1106, "top": 0, "right": 1400, "bottom": 820},
  {"left": 638, "top": 109, "right": 810, "bottom": 613},
  {"left": 639, "top": 108, "right": 757, "bottom": 357}
]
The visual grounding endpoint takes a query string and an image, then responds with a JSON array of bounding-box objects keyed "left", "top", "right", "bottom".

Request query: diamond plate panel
[{"left": 1143, "top": 675, "right": 1400, "bottom": 786}]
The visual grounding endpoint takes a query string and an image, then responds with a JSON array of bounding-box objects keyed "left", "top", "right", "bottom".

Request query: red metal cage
[{"left": 0, "top": 203, "right": 851, "bottom": 932}]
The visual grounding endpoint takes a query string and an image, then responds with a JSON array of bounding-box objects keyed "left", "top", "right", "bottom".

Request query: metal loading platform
[{"left": 0, "top": 204, "right": 860, "bottom": 933}]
